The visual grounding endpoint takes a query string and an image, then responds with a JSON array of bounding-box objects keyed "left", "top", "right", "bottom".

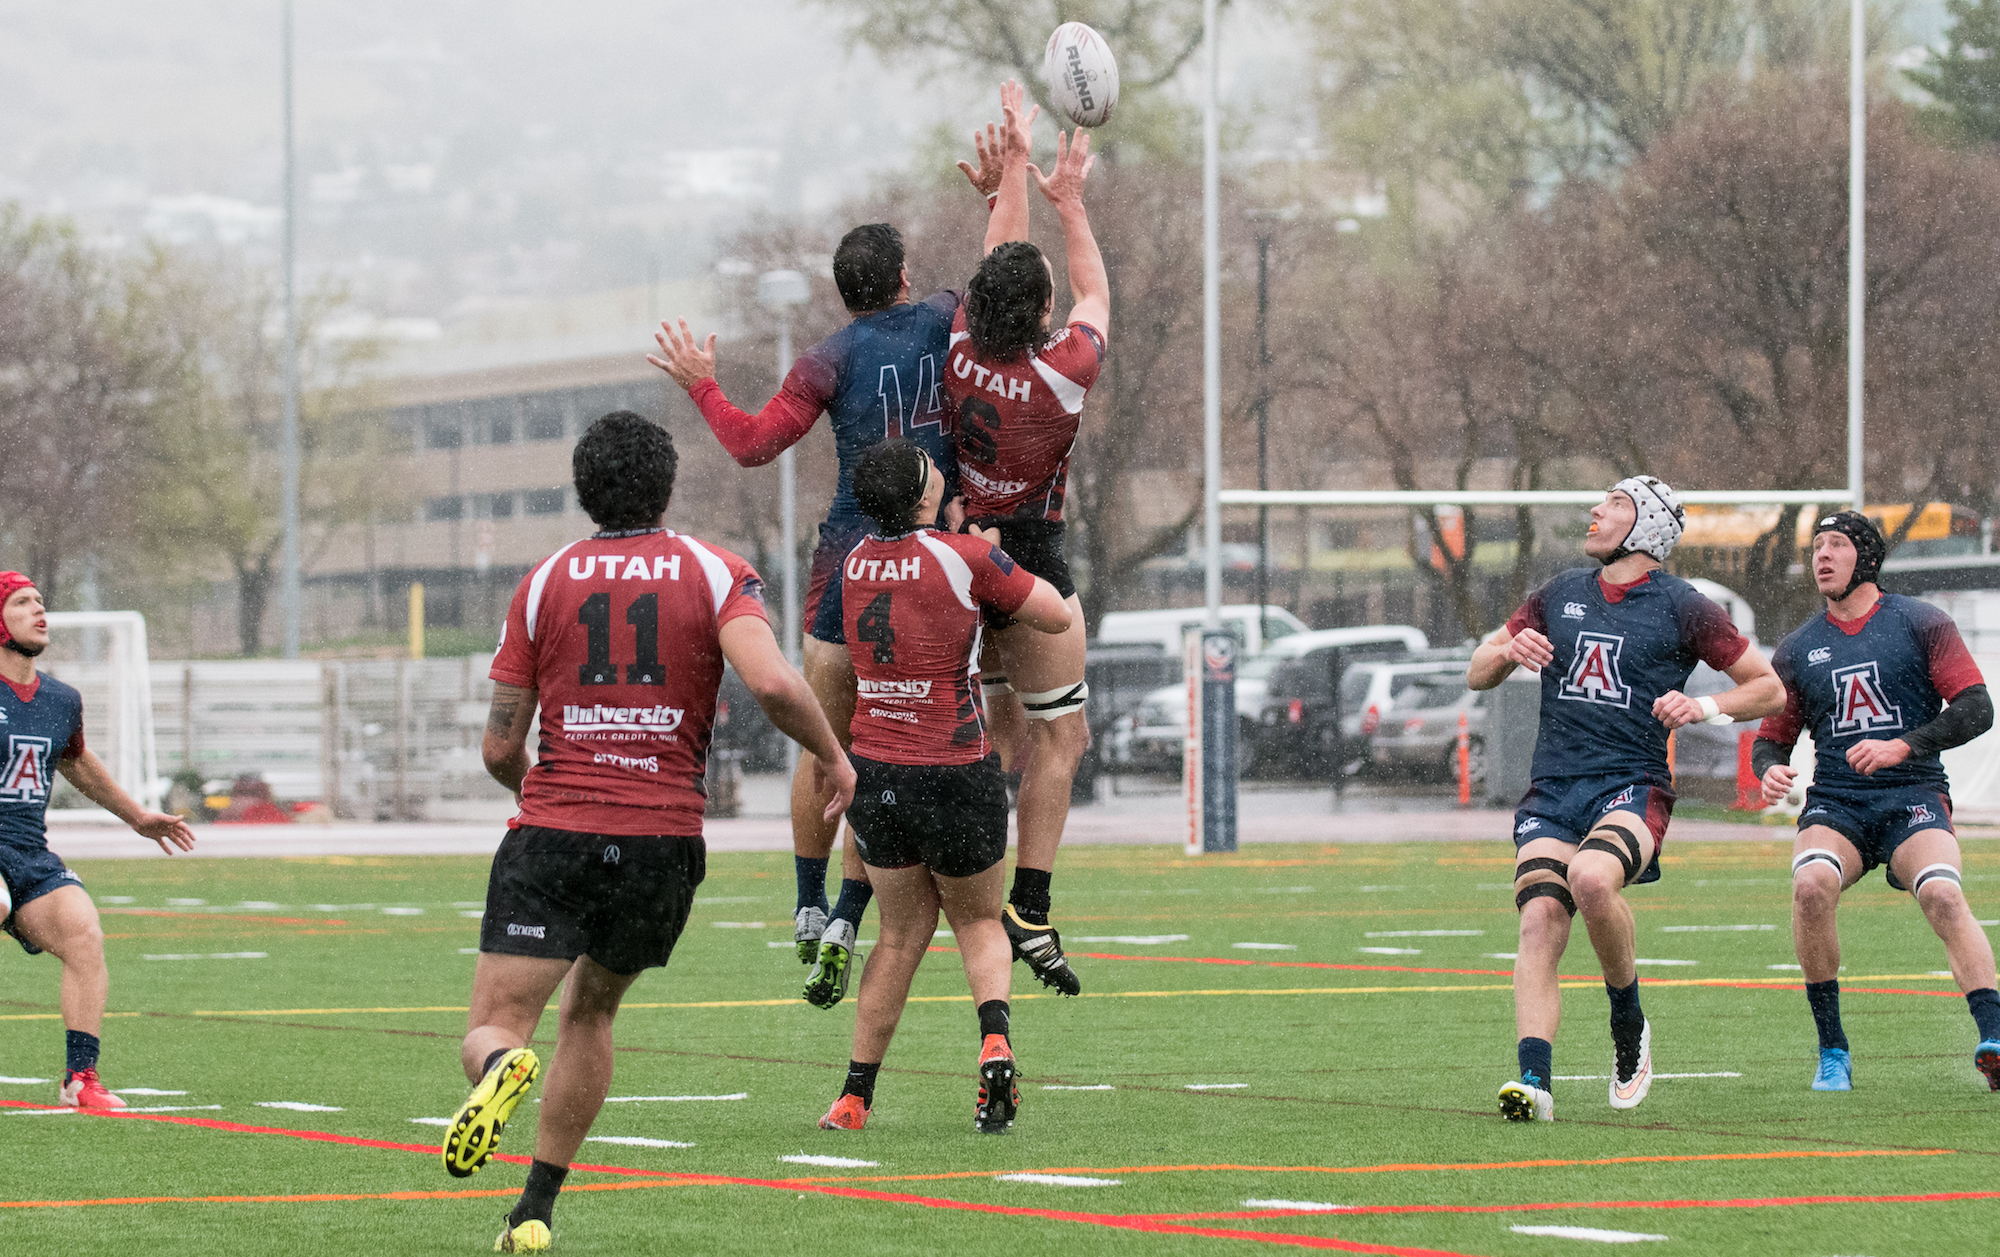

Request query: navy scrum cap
[{"left": 1812, "top": 510, "right": 1886, "bottom": 597}]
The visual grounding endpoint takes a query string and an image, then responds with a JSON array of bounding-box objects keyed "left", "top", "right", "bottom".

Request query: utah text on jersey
[
  {"left": 0, "top": 735, "right": 52, "bottom": 803},
  {"left": 1831, "top": 661, "right": 1905, "bottom": 736},
  {"left": 1560, "top": 633, "right": 1633, "bottom": 708}
]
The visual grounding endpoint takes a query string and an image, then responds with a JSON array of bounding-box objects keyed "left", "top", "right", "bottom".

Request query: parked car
[
  {"left": 1094, "top": 604, "right": 1308, "bottom": 659},
  {"left": 1260, "top": 650, "right": 1472, "bottom": 779},
  {"left": 1117, "top": 626, "right": 1430, "bottom": 774},
  {"left": 1369, "top": 670, "right": 1493, "bottom": 784},
  {"left": 1071, "top": 640, "right": 1179, "bottom": 800}
]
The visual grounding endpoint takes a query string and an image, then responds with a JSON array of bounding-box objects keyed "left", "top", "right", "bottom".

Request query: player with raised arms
[
  {"left": 943, "top": 107, "right": 1107, "bottom": 996},
  {"left": 1468, "top": 478, "right": 1784, "bottom": 1121},
  {"left": 0, "top": 572, "right": 196, "bottom": 1111},
  {"left": 1754, "top": 511, "right": 2000, "bottom": 1092},
  {"left": 815, "top": 439, "right": 1071, "bottom": 1134},
  {"left": 648, "top": 85, "right": 1034, "bottom": 1005},
  {"left": 443, "top": 413, "right": 854, "bottom": 1252}
]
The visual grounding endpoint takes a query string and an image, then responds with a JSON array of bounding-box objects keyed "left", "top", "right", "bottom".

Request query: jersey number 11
[{"left": 577, "top": 592, "right": 666, "bottom": 686}]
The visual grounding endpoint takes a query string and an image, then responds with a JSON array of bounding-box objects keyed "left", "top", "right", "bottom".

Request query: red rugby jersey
[
  {"left": 946, "top": 306, "right": 1105, "bottom": 522},
  {"left": 842, "top": 529, "right": 1037, "bottom": 765},
  {"left": 490, "top": 528, "right": 768, "bottom": 836}
]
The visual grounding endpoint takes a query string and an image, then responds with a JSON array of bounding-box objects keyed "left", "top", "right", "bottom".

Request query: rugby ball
[{"left": 1044, "top": 22, "right": 1119, "bottom": 129}]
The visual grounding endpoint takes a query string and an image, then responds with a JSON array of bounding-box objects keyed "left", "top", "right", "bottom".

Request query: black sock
[
  {"left": 842, "top": 1059, "right": 881, "bottom": 1107},
  {"left": 1607, "top": 978, "right": 1644, "bottom": 1042},
  {"left": 65, "top": 1030, "right": 99, "bottom": 1077},
  {"left": 795, "top": 856, "right": 830, "bottom": 912},
  {"left": 830, "top": 878, "right": 873, "bottom": 928},
  {"left": 1517, "top": 1037, "right": 1553, "bottom": 1092},
  {"left": 1968, "top": 988, "right": 2000, "bottom": 1042},
  {"left": 978, "top": 999, "right": 1011, "bottom": 1042},
  {"left": 1009, "top": 867, "right": 1052, "bottom": 922},
  {"left": 1807, "top": 980, "right": 1850, "bottom": 1051},
  {"left": 508, "top": 1159, "right": 568, "bottom": 1228},
  {"left": 481, "top": 1047, "right": 511, "bottom": 1077}
]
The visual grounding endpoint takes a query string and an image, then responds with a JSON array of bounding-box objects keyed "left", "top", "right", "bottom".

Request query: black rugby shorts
[
  {"left": 478, "top": 825, "right": 705, "bottom": 975},
  {"left": 846, "top": 754, "right": 1008, "bottom": 879},
  {"left": 969, "top": 518, "right": 1073, "bottom": 629}
]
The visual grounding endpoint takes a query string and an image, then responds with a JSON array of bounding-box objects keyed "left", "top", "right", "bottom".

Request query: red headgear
[{"left": 0, "top": 572, "right": 38, "bottom": 650}]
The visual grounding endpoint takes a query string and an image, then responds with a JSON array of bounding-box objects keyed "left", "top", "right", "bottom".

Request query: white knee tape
[
  {"left": 1792, "top": 848, "right": 1844, "bottom": 881},
  {"left": 0, "top": 876, "right": 10, "bottom": 925},
  {"left": 981, "top": 675, "right": 1014, "bottom": 695},
  {"left": 1912, "top": 862, "right": 1962, "bottom": 897},
  {"left": 1018, "top": 681, "right": 1088, "bottom": 721}
]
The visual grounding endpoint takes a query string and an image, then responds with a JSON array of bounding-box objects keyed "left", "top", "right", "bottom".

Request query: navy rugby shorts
[
  {"left": 1511, "top": 773, "right": 1674, "bottom": 884},
  {"left": 805, "top": 521, "right": 870, "bottom": 646},
  {"left": 0, "top": 843, "right": 83, "bottom": 954},
  {"left": 1797, "top": 783, "right": 1953, "bottom": 890}
]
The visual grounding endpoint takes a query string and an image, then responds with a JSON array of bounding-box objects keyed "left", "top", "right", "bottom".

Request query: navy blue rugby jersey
[
  {"left": 1760, "top": 594, "right": 1983, "bottom": 793},
  {"left": 0, "top": 673, "right": 86, "bottom": 850},
  {"left": 1504, "top": 568, "right": 1750, "bottom": 782}
]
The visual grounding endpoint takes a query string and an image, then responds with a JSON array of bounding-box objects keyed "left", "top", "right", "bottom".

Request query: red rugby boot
[{"left": 59, "top": 1068, "right": 127, "bottom": 1110}]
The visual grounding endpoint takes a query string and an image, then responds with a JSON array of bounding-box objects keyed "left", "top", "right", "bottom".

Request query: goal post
[{"left": 42, "top": 611, "right": 164, "bottom": 812}]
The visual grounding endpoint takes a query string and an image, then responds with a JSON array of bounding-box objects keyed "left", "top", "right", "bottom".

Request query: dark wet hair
[
  {"left": 833, "top": 223, "right": 905, "bottom": 313},
  {"left": 853, "top": 438, "right": 930, "bottom": 535},
  {"left": 965, "top": 241, "right": 1052, "bottom": 361},
  {"left": 573, "top": 411, "right": 677, "bottom": 530}
]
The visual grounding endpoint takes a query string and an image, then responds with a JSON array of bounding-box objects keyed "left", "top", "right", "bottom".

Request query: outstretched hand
[
  {"left": 132, "top": 810, "right": 195, "bottom": 855},
  {"left": 647, "top": 318, "right": 718, "bottom": 392},
  {"left": 1030, "top": 128, "right": 1095, "bottom": 208},
  {"left": 957, "top": 79, "right": 1038, "bottom": 197}
]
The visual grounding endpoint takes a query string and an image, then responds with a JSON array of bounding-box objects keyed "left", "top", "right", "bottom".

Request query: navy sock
[
  {"left": 842, "top": 1059, "right": 881, "bottom": 1106},
  {"left": 978, "top": 999, "right": 1011, "bottom": 1043},
  {"left": 1607, "top": 978, "right": 1645, "bottom": 1040},
  {"left": 795, "top": 856, "right": 830, "bottom": 913},
  {"left": 1967, "top": 988, "right": 2000, "bottom": 1042},
  {"left": 65, "top": 1030, "right": 99, "bottom": 1076},
  {"left": 1009, "top": 867, "right": 1052, "bottom": 922},
  {"left": 830, "top": 878, "right": 872, "bottom": 928},
  {"left": 508, "top": 1160, "right": 568, "bottom": 1228},
  {"left": 1517, "top": 1037, "right": 1553, "bottom": 1092},
  {"left": 1807, "top": 980, "right": 1849, "bottom": 1052}
]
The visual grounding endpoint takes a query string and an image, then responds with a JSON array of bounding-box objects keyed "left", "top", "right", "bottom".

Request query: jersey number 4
[
  {"left": 855, "top": 592, "right": 896, "bottom": 664},
  {"left": 577, "top": 592, "right": 667, "bottom": 686}
]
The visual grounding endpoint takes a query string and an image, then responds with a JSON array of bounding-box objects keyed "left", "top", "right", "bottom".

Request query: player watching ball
[
  {"left": 1755, "top": 511, "right": 2000, "bottom": 1093},
  {"left": 445, "top": 413, "right": 854, "bottom": 1253},
  {"left": 945, "top": 95, "right": 1108, "bottom": 997},
  {"left": 0, "top": 572, "right": 196, "bottom": 1110},
  {"left": 815, "top": 439, "right": 1071, "bottom": 1134},
  {"left": 1469, "top": 478, "right": 1784, "bottom": 1122}
]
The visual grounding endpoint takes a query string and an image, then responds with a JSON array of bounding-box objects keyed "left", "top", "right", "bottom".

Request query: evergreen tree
[{"left": 1909, "top": 0, "right": 2000, "bottom": 146}]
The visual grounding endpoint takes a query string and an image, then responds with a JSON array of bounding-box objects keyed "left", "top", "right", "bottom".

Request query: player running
[
  {"left": 944, "top": 115, "right": 1106, "bottom": 996},
  {"left": 1468, "top": 478, "right": 1783, "bottom": 1121},
  {"left": 446, "top": 413, "right": 854, "bottom": 1252},
  {"left": 0, "top": 571, "right": 195, "bottom": 1110},
  {"left": 1754, "top": 511, "right": 2000, "bottom": 1093},
  {"left": 815, "top": 439, "right": 1071, "bottom": 1133}
]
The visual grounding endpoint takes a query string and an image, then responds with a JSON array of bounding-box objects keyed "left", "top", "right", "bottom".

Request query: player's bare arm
[
  {"left": 1031, "top": 129, "right": 1109, "bottom": 337},
  {"left": 1653, "top": 649, "right": 1784, "bottom": 730},
  {"left": 481, "top": 680, "right": 537, "bottom": 796},
  {"left": 720, "top": 615, "right": 856, "bottom": 820},
  {"left": 56, "top": 750, "right": 194, "bottom": 853},
  {"left": 979, "top": 79, "right": 1038, "bottom": 254},
  {"left": 1468, "top": 624, "right": 1554, "bottom": 690},
  {"left": 649, "top": 318, "right": 717, "bottom": 391}
]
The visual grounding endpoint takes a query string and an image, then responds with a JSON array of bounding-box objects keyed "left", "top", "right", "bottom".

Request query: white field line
[
  {"left": 1631, "top": 959, "right": 1698, "bottom": 966},
  {"left": 166, "top": 899, "right": 206, "bottom": 906},
  {"left": 996, "top": 1173, "right": 1120, "bottom": 1187},
  {"left": 97, "top": 896, "right": 135, "bottom": 904},
  {"left": 115, "top": 1089, "right": 187, "bottom": 1096},
  {"left": 1233, "top": 942, "right": 1298, "bottom": 951},
  {"left": 1185, "top": 1083, "right": 1248, "bottom": 1090},
  {"left": 766, "top": 941, "right": 795, "bottom": 948},
  {"left": 1244, "top": 1198, "right": 1345, "bottom": 1212},
  {"left": 711, "top": 922, "right": 766, "bottom": 929},
  {"left": 459, "top": 948, "right": 481, "bottom": 954},
  {"left": 1554, "top": 1072, "right": 1742, "bottom": 1081},
  {"left": 602, "top": 1093, "right": 748, "bottom": 1103},
  {"left": 142, "top": 952, "right": 267, "bottom": 961},
  {"left": 1366, "top": 930, "right": 1483, "bottom": 937},
  {"left": 1509, "top": 1224, "right": 1666, "bottom": 1243},
  {"left": 5, "top": 1108, "right": 78, "bottom": 1116},
  {"left": 1260, "top": 886, "right": 1315, "bottom": 893},
  {"left": 461, "top": 911, "right": 484, "bottom": 919},
  {"left": 0, "top": 1076, "right": 50, "bottom": 1085},
  {"left": 1075, "top": 935, "right": 1189, "bottom": 945},
  {"left": 1358, "top": 947, "right": 1420, "bottom": 956},
  {"left": 121, "top": 1105, "right": 223, "bottom": 1112},
  {"left": 1660, "top": 924, "right": 1774, "bottom": 932},
  {"left": 1357, "top": 886, "right": 1405, "bottom": 892},
  {"left": 382, "top": 907, "right": 423, "bottom": 915},
  {"left": 588, "top": 1136, "right": 694, "bottom": 1149},
  {"left": 1043, "top": 1084, "right": 1115, "bottom": 1091},
  {"left": 782, "top": 1154, "right": 878, "bottom": 1168},
  {"left": 1485, "top": 953, "right": 1519, "bottom": 960},
  {"left": 696, "top": 896, "right": 766, "bottom": 904},
  {"left": 453, "top": 902, "right": 485, "bottom": 909},
  {"left": 237, "top": 902, "right": 283, "bottom": 910},
  {"left": 258, "top": 1101, "right": 343, "bottom": 1112},
  {"left": 409, "top": 1117, "right": 452, "bottom": 1126}
]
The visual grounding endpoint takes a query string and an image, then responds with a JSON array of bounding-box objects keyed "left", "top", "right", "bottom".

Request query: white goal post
[{"left": 42, "top": 611, "right": 164, "bottom": 812}]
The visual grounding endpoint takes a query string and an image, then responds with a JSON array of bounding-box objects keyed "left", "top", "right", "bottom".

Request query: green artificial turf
[{"left": 3, "top": 840, "right": 1997, "bottom": 1256}]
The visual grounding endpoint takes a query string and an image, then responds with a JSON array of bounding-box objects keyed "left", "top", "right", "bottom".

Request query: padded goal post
[{"left": 41, "top": 611, "right": 164, "bottom": 812}]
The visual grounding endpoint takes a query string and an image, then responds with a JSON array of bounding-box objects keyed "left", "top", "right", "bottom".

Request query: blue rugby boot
[
  {"left": 1812, "top": 1047, "right": 1852, "bottom": 1092},
  {"left": 1976, "top": 1040, "right": 2000, "bottom": 1091}
]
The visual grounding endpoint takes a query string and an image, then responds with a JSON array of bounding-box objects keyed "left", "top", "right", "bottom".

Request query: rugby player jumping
[
  {"left": 444, "top": 413, "right": 854, "bottom": 1252},
  {"left": 1468, "top": 478, "right": 1784, "bottom": 1121},
  {"left": 815, "top": 439, "right": 1070, "bottom": 1133},
  {"left": 1755, "top": 511, "right": 2000, "bottom": 1092}
]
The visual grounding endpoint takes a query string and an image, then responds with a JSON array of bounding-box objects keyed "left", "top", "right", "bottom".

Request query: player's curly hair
[
  {"left": 834, "top": 223, "right": 905, "bottom": 313},
  {"left": 853, "top": 438, "right": 930, "bottom": 536},
  {"left": 965, "top": 241, "right": 1052, "bottom": 362},
  {"left": 573, "top": 411, "right": 677, "bottom": 530}
]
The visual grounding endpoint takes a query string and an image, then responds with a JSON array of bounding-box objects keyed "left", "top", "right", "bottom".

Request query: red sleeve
[
  {"left": 61, "top": 723, "right": 84, "bottom": 761},
  {"left": 717, "top": 551, "right": 771, "bottom": 630},
  {"left": 489, "top": 572, "right": 538, "bottom": 688},
  {"left": 1920, "top": 612, "right": 1984, "bottom": 701},
  {"left": 688, "top": 354, "right": 834, "bottom": 467},
  {"left": 1041, "top": 322, "right": 1105, "bottom": 390},
  {"left": 1503, "top": 586, "right": 1549, "bottom": 638},
  {"left": 1681, "top": 593, "right": 1750, "bottom": 671},
  {"left": 961, "top": 536, "right": 1037, "bottom": 615},
  {"left": 1758, "top": 668, "right": 1806, "bottom": 748}
]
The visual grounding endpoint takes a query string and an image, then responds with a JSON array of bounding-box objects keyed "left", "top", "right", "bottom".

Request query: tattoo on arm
[{"left": 487, "top": 683, "right": 530, "bottom": 736}]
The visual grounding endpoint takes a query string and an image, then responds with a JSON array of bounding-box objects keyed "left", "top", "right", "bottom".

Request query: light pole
[
  {"left": 1243, "top": 206, "right": 1298, "bottom": 648},
  {"left": 758, "top": 267, "right": 811, "bottom": 758},
  {"left": 1847, "top": 0, "right": 1866, "bottom": 512},
  {"left": 279, "top": 0, "right": 301, "bottom": 658}
]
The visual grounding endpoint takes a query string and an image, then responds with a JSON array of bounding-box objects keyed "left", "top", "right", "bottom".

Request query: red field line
[{"left": 1148, "top": 1188, "right": 2000, "bottom": 1221}]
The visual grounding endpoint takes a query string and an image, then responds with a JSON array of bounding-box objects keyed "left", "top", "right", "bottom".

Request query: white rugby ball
[{"left": 1044, "top": 22, "right": 1119, "bottom": 129}]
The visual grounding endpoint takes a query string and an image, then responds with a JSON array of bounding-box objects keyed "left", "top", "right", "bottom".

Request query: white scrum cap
[{"left": 1608, "top": 475, "right": 1685, "bottom": 562}]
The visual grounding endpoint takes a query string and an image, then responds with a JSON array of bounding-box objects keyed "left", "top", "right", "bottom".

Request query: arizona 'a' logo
[
  {"left": 1560, "top": 633, "right": 1632, "bottom": 708},
  {"left": 0, "top": 735, "right": 53, "bottom": 803},
  {"left": 1830, "top": 661, "right": 1904, "bottom": 736}
]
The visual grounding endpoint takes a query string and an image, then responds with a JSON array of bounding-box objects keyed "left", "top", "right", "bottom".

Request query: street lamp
[{"left": 758, "top": 268, "right": 810, "bottom": 665}]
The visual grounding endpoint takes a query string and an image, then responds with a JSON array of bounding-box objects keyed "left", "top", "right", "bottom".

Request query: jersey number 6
[{"left": 577, "top": 592, "right": 667, "bottom": 686}]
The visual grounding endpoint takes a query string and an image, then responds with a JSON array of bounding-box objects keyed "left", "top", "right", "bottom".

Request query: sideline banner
[{"left": 1185, "top": 628, "right": 1238, "bottom": 854}]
